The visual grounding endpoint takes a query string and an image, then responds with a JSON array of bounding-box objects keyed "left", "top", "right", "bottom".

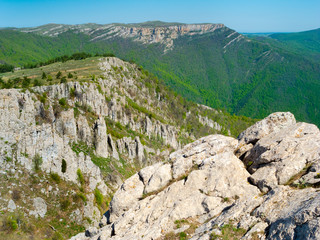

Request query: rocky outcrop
[
  {"left": 94, "top": 116, "right": 109, "bottom": 158},
  {"left": 74, "top": 112, "right": 320, "bottom": 240},
  {"left": 20, "top": 23, "right": 226, "bottom": 52},
  {"left": 0, "top": 56, "right": 241, "bottom": 239}
]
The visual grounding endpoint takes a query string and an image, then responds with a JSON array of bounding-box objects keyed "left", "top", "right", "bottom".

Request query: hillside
[
  {"left": 269, "top": 28, "right": 320, "bottom": 59},
  {"left": 0, "top": 22, "right": 320, "bottom": 127},
  {"left": 0, "top": 57, "right": 254, "bottom": 239}
]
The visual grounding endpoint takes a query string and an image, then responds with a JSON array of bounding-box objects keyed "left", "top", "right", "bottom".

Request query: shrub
[
  {"left": 53, "top": 103, "right": 63, "bottom": 118},
  {"left": 97, "top": 84, "right": 103, "bottom": 94},
  {"left": 179, "top": 232, "right": 187, "bottom": 240},
  {"left": 22, "top": 77, "right": 31, "bottom": 88},
  {"left": 59, "top": 98, "right": 67, "bottom": 107},
  {"left": 61, "top": 159, "right": 67, "bottom": 173},
  {"left": 40, "top": 92, "right": 47, "bottom": 104},
  {"left": 76, "top": 192, "right": 87, "bottom": 202},
  {"left": 73, "top": 107, "right": 80, "bottom": 118},
  {"left": 33, "top": 79, "right": 43, "bottom": 87},
  {"left": 41, "top": 72, "right": 47, "bottom": 79},
  {"left": 50, "top": 172, "right": 61, "bottom": 184},
  {"left": 70, "top": 87, "right": 76, "bottom": 98},
  {"left": 56, "top": 71, "right": 62, "bottom": 79},
  {"left": 94, "top": 188, "right": 103, "bottom": 206},
  {"left": 0, "top": 63, "right": 14, "bottom": 73},
  {"left": 33, "top": 153, "right": 43, "bottom": 171},
  {"left": 67, "top": 72, "right": 73, "bottom": 78},
  {"left": 60, "top": 199, "right": 71, "bottom": 211},
  {"left": 9, "top": 219, "right": 18, "bottom": 231},
  {"left": 60, "top": 77, "right": 67, "bottom": 83},
  {"left": 77, "top": 168, "right": 85, "bottom": 185},
  {"left": 12, "top": 190, "right": 21, "bottom": 201}
]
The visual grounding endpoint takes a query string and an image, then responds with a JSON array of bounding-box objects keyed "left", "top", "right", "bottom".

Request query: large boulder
[
  {"left": 238, "top": 112, "right": 296, "bottom": 145},
  {"left": 245, "top": 122, "right": 320, "bottom": 191}
]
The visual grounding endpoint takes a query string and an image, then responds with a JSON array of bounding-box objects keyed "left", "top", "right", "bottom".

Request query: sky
[{"left": 0, "top": 0, "right": 319, "bottom": 32}]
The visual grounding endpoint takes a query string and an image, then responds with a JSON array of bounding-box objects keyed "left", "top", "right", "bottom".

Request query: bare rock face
[
  {"left": 74, "top": 112, "right": 320, "bottom": 240},
  {"left": 245, "top": 122, "right": 320, "bottom": 192},
  {"left": 78, "top": 135, "right": 261, "bottom": 240},
  {"left": 94, "top": 116, "right": 109, "bottom": 158},
  {"left": 238, "top": 112, "right": 296, "bottom": 146},
  {"left": 252, "top": 186, "right": 320, "bottom": 240},
  {"left": 29, "top": 197, "right": 47, "bottom": 218}
]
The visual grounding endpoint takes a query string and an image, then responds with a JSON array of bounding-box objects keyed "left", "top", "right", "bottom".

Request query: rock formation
[
  {"left": 0, "top": 57, "right": 232, "bottom": 238},
  {"left": 73, "top": 112, "right": 320, "bottom": 240},
  {"left": 19, "top": 22, "right": 226, "bottom": 52}
]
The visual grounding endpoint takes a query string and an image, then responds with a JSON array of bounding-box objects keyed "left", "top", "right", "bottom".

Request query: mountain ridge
[{"left": 1, "top": 22, "right": 320, "bottom": 129}]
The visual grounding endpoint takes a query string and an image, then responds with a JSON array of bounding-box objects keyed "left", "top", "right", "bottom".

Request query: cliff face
[
  {"left": 74, "top": 112, "right": 320, "bottom": 240},
  {"left": 0, "top": 57, "right": 232, "bottom": 238},
  {"left": 19, "top": 23, "right": 226, "bottom": 51}
]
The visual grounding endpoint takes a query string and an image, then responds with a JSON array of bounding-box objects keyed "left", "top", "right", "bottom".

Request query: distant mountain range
[{"left": 1, "top": 21, "right": 320, "bottom": 126}]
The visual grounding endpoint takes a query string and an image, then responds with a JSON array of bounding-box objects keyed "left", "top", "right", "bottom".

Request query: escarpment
[
  {"left": 0, "top": 57, "right": 239, "bottom": 238},
  {"left": 74, "top": 112, "right": 320, "bottom": 240}
]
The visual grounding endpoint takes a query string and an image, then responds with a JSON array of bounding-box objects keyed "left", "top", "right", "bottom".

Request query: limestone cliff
[
  {"left": 0, "top": 57, "right": 234, "bottom": 239},
  {"left": 74, "top": 112, "right": 320, "bottom": 240},
  {"left": 19, "top": 22, "right": 226, "bottom": 52}
]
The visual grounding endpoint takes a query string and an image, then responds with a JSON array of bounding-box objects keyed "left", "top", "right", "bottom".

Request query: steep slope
[
  {"left": 0, "top": 57, "right": 254, "bottom": 239},
  {"left": 1, "top": 22, "right": 320, "bottom": 127},
  {"left": 74, "top": 112, "right": 320, "bottom": 240}
]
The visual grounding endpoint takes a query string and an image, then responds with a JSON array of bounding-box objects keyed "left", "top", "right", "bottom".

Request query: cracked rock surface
[{"left": 72, "top": 112, "right": 320, "bottom": 240}]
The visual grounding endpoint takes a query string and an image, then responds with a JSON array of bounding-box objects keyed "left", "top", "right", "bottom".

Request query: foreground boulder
[{"left": 73, "top": 112, "right": 320, "bottom": 240}]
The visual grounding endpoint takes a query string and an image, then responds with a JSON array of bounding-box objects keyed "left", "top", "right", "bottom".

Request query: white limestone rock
[
  {"left": 29, "top": 197, "right": 47, "bottom": 218},
  {"left": 238, "top": 112, "right": 296, "bottom": 145}
]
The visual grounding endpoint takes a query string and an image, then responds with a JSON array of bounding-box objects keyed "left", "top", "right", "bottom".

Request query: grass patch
[
  {"left": 33, "top": 153, "right": 43, "bottom": 171},
  {"left": 77, "top": 169, "right": 85, "bottom": 186},
  {"left": 126, "top": 97, "right": 166, "bottom": 124},
  {"left": 50, "top": 172, "right": 61, "bottom": 184},
  {"left": 210, "top": 223, "right": 246, "bottom": 240}
]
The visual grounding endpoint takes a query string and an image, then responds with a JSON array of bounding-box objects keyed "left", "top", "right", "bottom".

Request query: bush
[
  {"left": 12, "top": 190, "right": 21, "bottom": 201},
  {"left": 59, "top": 98, "right": 67, "bottom": 107},
  {"left": 67, "top": 72, "right": 73, "bottom": 78},
  {"left": 50, "top": 172, "right": 61, "bottom": 184},
  {"left": 22, "top": 77, "right": 31, "bottom": 88},
  {"left": 56, "top": 71, "right": 62, "bottom": 79},
  {"left": 75, "top": 192, "right": 87, "bottom": 202},
  {"left": 40, "top": 92, "right": 47, "bottom": 104},
  {"left": 60, "top": 199, "right": 71, "bottom": 211},
  {"left": 9, "top": 219, "right": 18, "bottom": 231},
  {"left": 61, "top": 159, "right": 67, "bottom": 173},
  {"left": 33, "top": 79, "right": 43, "bottom": 87},
  {"left": 60, "top": 77, "right": 67, "bottom": 83},
  {"left": 0, "top": 63, "right": 14, "bottom": 73},
  {"left": 33, "top": 153, "right": 43, "bottom": 171},
  {"left": 53, "top": 103, "right": 63, "bottom": 118},
  {"left": 70, "top": 87, "right": 76, "bottom": 98},
  {"left": 41, "top": 72, "right": 47, "bottom": 79},
  {"left": 94, "top": 188, "right": 103, "bottom": 206},
  {"left": 179, "top": 232, "right": 187, "bottom": 240},
  {"left": 77, "top": 168, "right": 85, "bottom": 185}
]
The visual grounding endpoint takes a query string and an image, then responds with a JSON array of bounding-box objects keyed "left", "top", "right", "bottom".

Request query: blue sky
[{"left": 0, "top": 0, "right": 319, "bottom": 32}]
